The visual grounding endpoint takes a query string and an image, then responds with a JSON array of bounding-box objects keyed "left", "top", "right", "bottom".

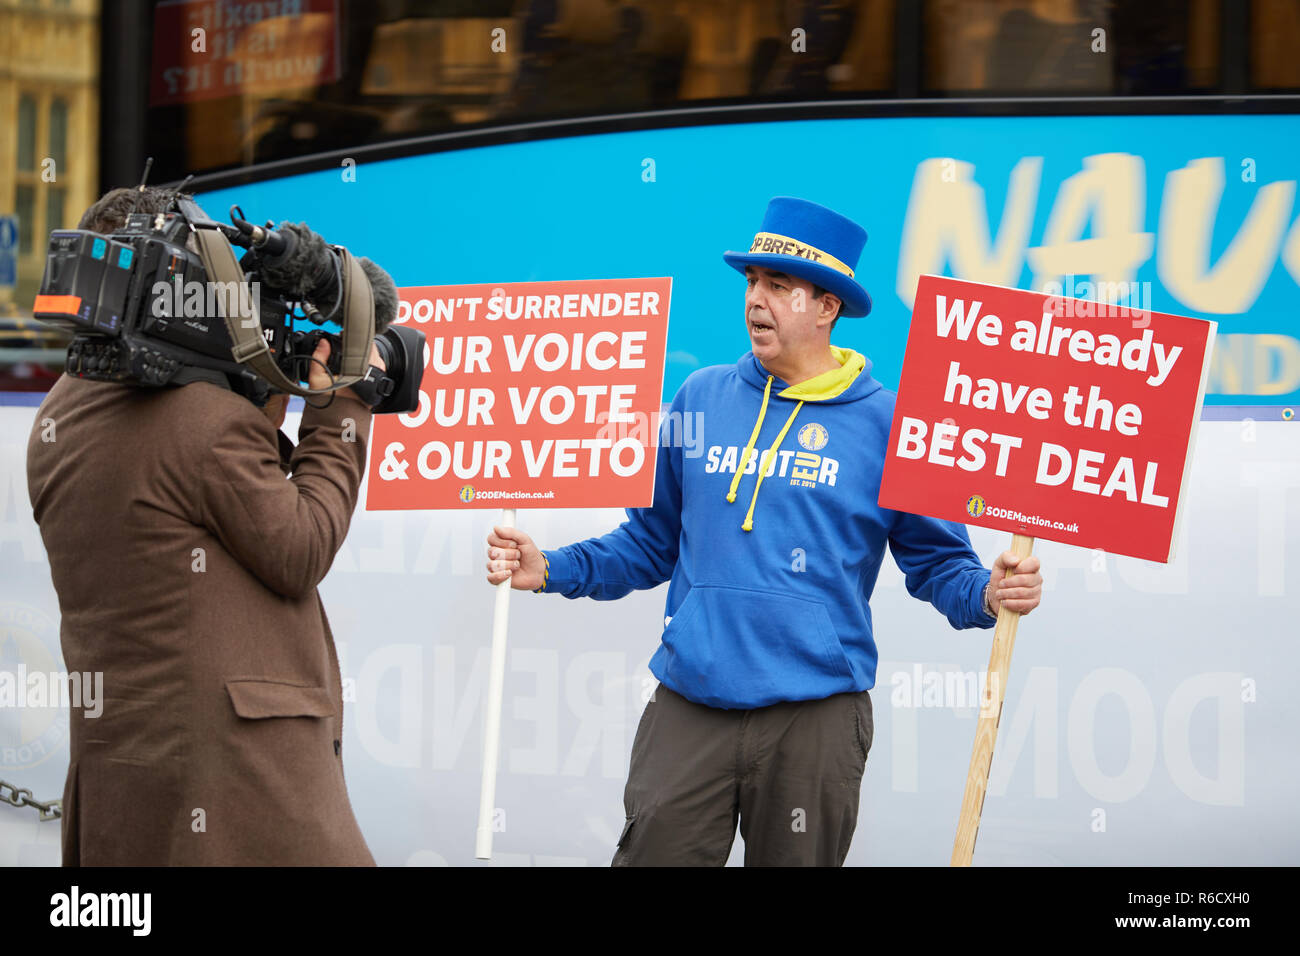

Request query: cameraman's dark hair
[{"left": 78, "top": 186, "right": 175, "bottom": 234}]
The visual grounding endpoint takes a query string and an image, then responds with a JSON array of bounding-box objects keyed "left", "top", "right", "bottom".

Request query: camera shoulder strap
[
  {"left": 335, "top": 246, "right": 374, "bottom": 380},
  {"left": 190, "top": 225, "right": 375, "bottom": 398}
]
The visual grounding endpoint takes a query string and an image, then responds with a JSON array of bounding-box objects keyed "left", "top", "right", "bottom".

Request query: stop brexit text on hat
[{"left": 879, "top": 274, "right": 1216, "bottom": 563}]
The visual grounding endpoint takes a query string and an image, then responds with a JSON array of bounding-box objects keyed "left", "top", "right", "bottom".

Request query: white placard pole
[{"left": 475, "top": 507, "right": 515, "bottom": 860}]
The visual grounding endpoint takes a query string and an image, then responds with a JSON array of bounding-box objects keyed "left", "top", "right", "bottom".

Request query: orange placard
[{"left": 367, "top": 277, "right": 672, "bottom": 511}]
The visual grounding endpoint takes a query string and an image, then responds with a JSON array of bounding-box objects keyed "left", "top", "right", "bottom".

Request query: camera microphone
[
  {"left": 227, "top": 209, "right": 294, "bottom": 258},
  {"left": 222, "top": 211, "right": 416, "bottom": 410},
  {"left": 248, "top": 221, "right": 396, "bottom": 331},
  {"left": 253, "top": 222, "right": 338, "bottom": 307}
]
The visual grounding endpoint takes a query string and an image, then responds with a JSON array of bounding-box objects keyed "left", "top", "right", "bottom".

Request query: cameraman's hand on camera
[
  {"left": 308, "top": 338, "right": 386, "bottom": 404},
  {"left": 485, "top": 526, "right": 547, "bottom": 591},
  {"left": 261, "top": 393, "right": 289, "bottom": 429}
]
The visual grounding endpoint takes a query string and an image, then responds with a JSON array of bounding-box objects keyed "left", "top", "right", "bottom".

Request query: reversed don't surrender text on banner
[
  {"left": 879, "top": 275, "right": 1216, "bottom": 563},
  {"left": 367, "top": 278, "right": 671, "bottom": 511}
]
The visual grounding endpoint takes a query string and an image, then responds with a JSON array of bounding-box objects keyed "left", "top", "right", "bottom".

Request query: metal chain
[{"left": 0, "top": 779, "right": 62, "bottom": 822}]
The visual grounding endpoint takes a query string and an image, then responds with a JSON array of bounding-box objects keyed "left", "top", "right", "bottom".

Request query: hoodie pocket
[{"left": 658, "top": 584, "right": 854, "bottom": 708}]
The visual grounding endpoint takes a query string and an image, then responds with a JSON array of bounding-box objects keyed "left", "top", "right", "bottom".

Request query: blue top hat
[{"left": 722, "top": 196, "right": 872, "bottom": 317}]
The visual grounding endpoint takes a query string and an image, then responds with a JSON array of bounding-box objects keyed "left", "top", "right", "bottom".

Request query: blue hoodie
[{"left": 541, "top": 346, "right": 996, "bottom": 709}]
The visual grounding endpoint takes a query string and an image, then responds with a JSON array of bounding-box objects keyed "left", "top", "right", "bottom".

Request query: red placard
[
  {"left": 149, "top": 0, "right": 341, "bottom": 106},
  {"left": 366, "top": 278, "right": 671, "bottom": 511},
  {"left": 879, "top": 275, "right": 1216, "bottom": 563}
]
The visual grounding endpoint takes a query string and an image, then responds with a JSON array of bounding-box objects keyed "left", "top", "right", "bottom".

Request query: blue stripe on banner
[
  {"left": 1199, "top": 405, "right": 1297, "bottom": 422},
  {"left": 0, "top": 392, "right": 49, "bottom": 407},
  {"left": 0, "top": 393, "right": 1295, "bottom": 422},
  {"left": 0, "top": 392, "right": 311, "bottom": 411}
]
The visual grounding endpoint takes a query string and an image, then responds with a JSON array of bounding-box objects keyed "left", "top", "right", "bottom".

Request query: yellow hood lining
[{"left": 726, "top": 347, "right": 866, "bottom": 531}]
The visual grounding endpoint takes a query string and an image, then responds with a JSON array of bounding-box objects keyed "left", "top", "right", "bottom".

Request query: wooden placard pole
[
  {"left": 951, "top": 532, "right": 1034, "bottom": 867},
  {"left": 475, "top": 507, "right": 516, "bottom": 861}
]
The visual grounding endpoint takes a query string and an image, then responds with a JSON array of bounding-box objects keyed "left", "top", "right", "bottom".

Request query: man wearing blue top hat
[{"left": 485, "top": 196, "right": 1044, "bottom": 866}]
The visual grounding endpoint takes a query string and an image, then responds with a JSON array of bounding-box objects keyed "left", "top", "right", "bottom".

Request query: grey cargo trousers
[{"left": 612, "top": 683, "right": 874, "bottom": 866}]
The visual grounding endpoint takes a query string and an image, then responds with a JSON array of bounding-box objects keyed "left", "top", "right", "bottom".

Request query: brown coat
[{"left": 26, "top": 374, "right": 376, "bottom": 866}]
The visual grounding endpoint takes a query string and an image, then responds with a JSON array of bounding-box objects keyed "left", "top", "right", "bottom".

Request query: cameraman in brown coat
[{"left": 26, "top": 188, "right": 381, "bottom": 865}]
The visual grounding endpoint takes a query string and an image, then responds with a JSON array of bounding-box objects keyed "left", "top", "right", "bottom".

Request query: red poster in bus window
[
  {"left": 879, "top": 275, "right": 1216, "bottom": 563},
  {"left": 367, "top": 278, "right": 672, "bottom": 512},
  {"left": 150, "top": 0, "right": 341, "bottom": 106}
]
